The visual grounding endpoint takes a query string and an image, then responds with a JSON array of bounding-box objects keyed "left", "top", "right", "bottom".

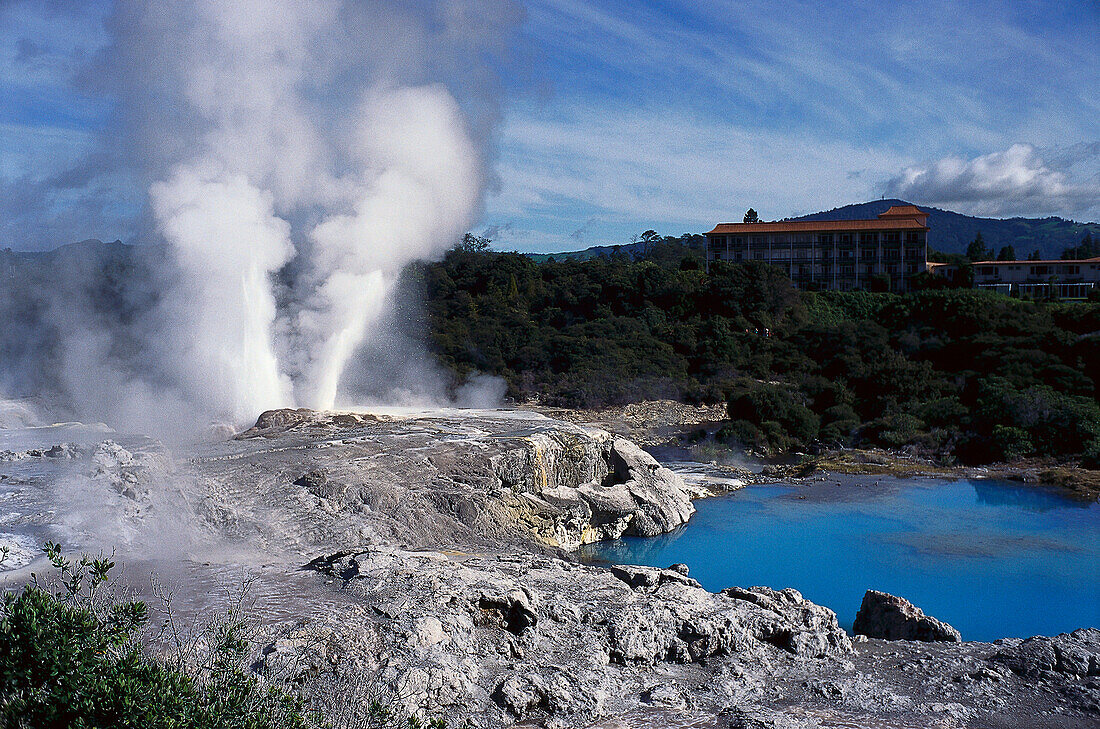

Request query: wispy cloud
[
  {"left": 483, "top": 0, "right": 1100, "bottom": 251},
  {"left": 486, "top": 103, "right": 912, "bottom": 251}
]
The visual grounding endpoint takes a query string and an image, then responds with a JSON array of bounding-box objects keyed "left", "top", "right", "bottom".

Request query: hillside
[
  {"left": 521, "top": 201, "right": 1100, "bottom": 261},
  {"left": 525, "top": 234, "right": 705, "bottom": 263}
]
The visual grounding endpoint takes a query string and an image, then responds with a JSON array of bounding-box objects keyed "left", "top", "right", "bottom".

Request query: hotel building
[{"left": 705, "top": 205, "right": 930, "bottom": 292}]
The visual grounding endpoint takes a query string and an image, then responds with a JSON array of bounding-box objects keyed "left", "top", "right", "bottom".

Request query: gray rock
[
  {"left": 492, "top": 674, "right": 548, "bottom": 718},
  {"left": 477, "top": 587, "right": 538, "bottom": 634},
  {"left": 991, "top": 628, "right": 1100, "bottom": 679},
  {"left": 610, "top": 564, "right": 701, "bottom": 591},
  {"left": 853, "top": 590, "right": 962, "bottom": 642},
  {"left": 722, "top": 586, "right": 854, "bottom": 657},
  {"left": 639, "top": 683, "right": 687, "bottom": 708},
  {"left": 216, "top": 408, "right": 696, "bottom": 553}
]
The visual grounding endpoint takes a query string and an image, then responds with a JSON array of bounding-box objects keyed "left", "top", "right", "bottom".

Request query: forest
[{"left": 416, "top": 240, "right": 1100, "bottom": 467}]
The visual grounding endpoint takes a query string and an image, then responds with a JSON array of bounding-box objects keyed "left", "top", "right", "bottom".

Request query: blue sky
[{"left": 3, "top": 0, "right": 1099, "bottom": 252}]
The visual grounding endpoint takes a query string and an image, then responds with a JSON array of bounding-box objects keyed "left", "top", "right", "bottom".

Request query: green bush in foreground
[
  {"left": 1, "top": 545, "right": 463, "bottom": 729},
  {"left": 0, "top": 544, "right": 308, "bottom": 729}
]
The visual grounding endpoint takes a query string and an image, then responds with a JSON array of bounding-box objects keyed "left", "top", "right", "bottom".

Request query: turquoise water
[{"left": 580, "top": 476, "right": 1100, "bottom": 641}]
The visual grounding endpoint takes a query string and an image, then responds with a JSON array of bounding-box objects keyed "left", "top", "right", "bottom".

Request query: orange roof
[
  {"left": 878, "top": 205, "right": 929, "bottom": 220},
  {"left": 706, "top": 218, "right": 928, "bottom": 235}
]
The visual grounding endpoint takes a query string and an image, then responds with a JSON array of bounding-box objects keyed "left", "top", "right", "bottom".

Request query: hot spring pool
[{"left": 579, "top": 475, "right": 1100, "bottom": 642}]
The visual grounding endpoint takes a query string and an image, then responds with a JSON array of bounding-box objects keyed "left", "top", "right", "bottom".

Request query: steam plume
[
  {"left": 151, "top": 166, "right": 295, "bottom": 423},
  {"left": 293, "top": 85, "right": 482, "bottom": 409},
  {"left": 0, "top": 0, "right": 520, "bottom": 429}
]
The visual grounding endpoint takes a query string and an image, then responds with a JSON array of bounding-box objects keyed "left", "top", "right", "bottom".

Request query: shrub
[
  {"left": 990, "top": 425, "right": 1035, "bottom": 461},
  {"left": 859, "top": 413, "right": 927, "bottom": 448},
  {"left": 819, "top": 404, "right": 859, "bottom": 445},
  {"left": 716, "top": 419, "right": 767, "bottom": 451},
  {"left": 1081, "top": 439, "right": 1100, "bottom": 470},
  {"left": 0, "top": 545, "right": 461, "bottom": 729},
  {"left": 0, "top": 544, "right": 308, "bottom": 729},
  {"left": 727, "top": 381, "right": 819, "bottom": 447}
]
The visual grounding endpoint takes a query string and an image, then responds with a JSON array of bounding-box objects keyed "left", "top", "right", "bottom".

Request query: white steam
[
  {"left": 293, "top": 85, "right": 482, "bottom": 409},
  {"left": 99, "top": 0, "right": 508, "bottom": 424},
  {"left": 151, "top": 166, "right": 295, "bottom": 423}
]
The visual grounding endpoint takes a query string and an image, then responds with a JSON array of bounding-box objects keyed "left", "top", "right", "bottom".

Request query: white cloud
[{"left": 885, "top": 144, "right": 1100, "bottom": 219}]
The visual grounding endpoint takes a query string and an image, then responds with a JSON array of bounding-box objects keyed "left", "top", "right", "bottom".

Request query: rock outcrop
[
  {"left": 295, "top": 546, "right": 852, "bottom": 725},
  {"left": 853, "top": 589, "right": 962, "bottom": 642},
  {"left": 991, "top": 628, "right": 1100, "bottom": 679},
  {"left": 210, "top": 409, "right": 695, "bottom": 552}
]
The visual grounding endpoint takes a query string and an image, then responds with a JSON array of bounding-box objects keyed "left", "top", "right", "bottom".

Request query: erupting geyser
[
  {"left": 0, "top": 0, "right": 516, "bottom": 431},
  {"left": 137, "top": 1, "right": 488, "bottom": 422}
]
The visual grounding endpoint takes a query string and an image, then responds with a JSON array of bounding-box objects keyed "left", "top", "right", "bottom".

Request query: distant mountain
[
  {"left": 790, "top": 199, "right": 1100, "bottom": 259},
  {"left": 520, "top": 200, "right": 1100, "bottom": 262}
]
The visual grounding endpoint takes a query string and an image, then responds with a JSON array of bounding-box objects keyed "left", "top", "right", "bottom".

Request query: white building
[{"left": 970, "top": 257, "right": 1100, "bottom": 299}]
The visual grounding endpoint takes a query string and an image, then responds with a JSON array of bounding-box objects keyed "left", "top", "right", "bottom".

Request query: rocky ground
[
  {"left": 1, "top": 406, "right": 1097, "bottom": 728},
  {"left": 532, "top": 400, "right": 728, "bottom": 449}
]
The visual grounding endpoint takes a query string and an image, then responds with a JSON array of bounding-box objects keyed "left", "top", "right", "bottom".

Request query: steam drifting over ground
[{"left": 0, "top": 0, "right": 521, "bottom": 432}]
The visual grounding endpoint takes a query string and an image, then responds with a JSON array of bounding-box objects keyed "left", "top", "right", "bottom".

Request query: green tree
[
  {"left": 1028, "top": 249, "right": 1042, "bottom": 261},
  {"left": 1062, "top": 232, "right": 1098, "bottom": 260},
  {"left": 420, "top": 247, "right": 1100, "bottom": 464},
  {"left": 743, "top": 208, "right": 759, "bottom": 223},
  {"left": 456, "top": 233, "right": 491, "bottom": 252},
  {"left": 726, "top": 381, "right": 820, "bottom": 450},
  {"left": 996, "top": 245, "right": 1016, "bottom": 261},
  {"left": 636, "top": 230, "right": 661, "bottom": 256},
  {"left": 966, "top": 231, "right": 990, "bottom": 261}
]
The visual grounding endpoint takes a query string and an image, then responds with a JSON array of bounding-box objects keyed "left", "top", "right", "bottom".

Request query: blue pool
[{"left": 580, "top": 475, "right": 1100, "bottom": 642}]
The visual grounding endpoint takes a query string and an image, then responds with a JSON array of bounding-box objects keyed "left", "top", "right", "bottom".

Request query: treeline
[{"left": 416, "top": 246, "right": 1100, "bottom": 466}]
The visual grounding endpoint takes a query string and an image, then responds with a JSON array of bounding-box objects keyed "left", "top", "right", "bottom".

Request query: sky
[{"left": 2, "top": 0, "right": 1099, "bottom": 253}]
